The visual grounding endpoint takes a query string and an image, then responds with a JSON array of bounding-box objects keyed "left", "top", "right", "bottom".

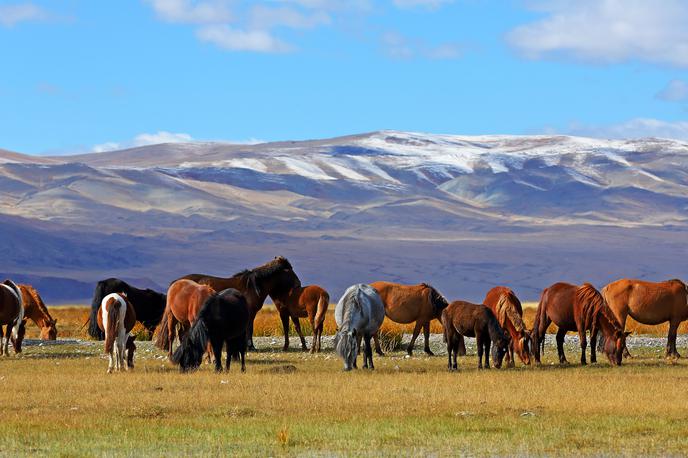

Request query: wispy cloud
[
  {"left": 91, "top": 131, "right": 264, "bottom": 153},
  {"left": 507, "top": 0, "right": 688, "bottom": 67},
  {"left": 565, "top": 118, "right": 688, "bottom": 141},
  {"left": 0, "top": 2, "right": 51, "bottom": 27},
  {"left": 382, "top": 31, "right": 461, "bottom": 60},
  {"left": 393, "top": 0, "right": 453, "bottom": 10},
  {"left": 656, "top": 80, "right": 688, "bottom": 103}
]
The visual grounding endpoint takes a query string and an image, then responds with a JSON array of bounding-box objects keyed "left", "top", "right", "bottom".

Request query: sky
[{"left": 2, "top": 0, "right": 688, "bottom": 155}]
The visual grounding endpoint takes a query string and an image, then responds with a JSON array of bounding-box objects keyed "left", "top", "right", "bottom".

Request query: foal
[
  {"left": 272, "top": 285, "right": 329, "bottom": 353},
  {"left": 97, "top": 292, "right": 137, "bottom": 373}
]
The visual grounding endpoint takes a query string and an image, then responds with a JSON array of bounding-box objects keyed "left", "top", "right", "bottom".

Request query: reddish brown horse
[
  {"left": 484, "top": 286, "right": 531, "bottom": 367},
  {"left": 532, "top": 282, "right": 629, "bottom": 366},
  {"left": 271, "top": 285, "right": 329, "bottom": 353},
  {"left": 155, "top": 279, "right": 215, "bottom": 359},
  {"left": 370, "top": 281, "right": 449, "bottom": 356},
  {"left": 602, "top": 278, "right": 688, "bottom": 358},
  {"left": 97, "top": 292, "right": 137, "bottom": 373},
  {"left": 0, "top": 280, "right": 23, "bottom": 355},
  {"left": 11, "top": 285, "right": 58, "bottom": 352},
  {"left": 178, "top": 256, "right": 301, "bottom": 351}
]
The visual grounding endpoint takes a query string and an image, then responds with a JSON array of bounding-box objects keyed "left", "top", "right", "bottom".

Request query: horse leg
[
  {"left": 167, "top": 314, "right": 177, "bottom": 360},
  {"left": 556, "top": 328, "right": 568, "bottom": 364},
  {"left": 457, "top": 334, "right": 466, "bottom": 356},
  {"left": 667, "top": 320, "right": 681, "bottom": 358},
  {"left": 0, "top": 326, "right": 4, "bottom": 356},
  {"left": 291, "top": 316, "right": 308, "bottom": 351},
  {"left": 534, "top": 315, "right": 551, "bottom": 365},
  {"left": 126, "top": 335, "right": 136, "bottom": 369},
  {"left": 590, "top": 327, "right": 598, "bottom": 364},
  {"left": 225, "top": 340, "right": 232, "bottom": 372},
  {"left": 2, "top": 326, "right": 8, "bottom": 356},
  {"left": 476, "top": 331, "right": 484, "bottom": 369},
  {"left": 363, "top": 335, "right": 374, "bottom": 370},
  {"left": 211, "top": 337, "right": 224, "bottom": 372},
  {"left": 310, "top": 317, "right": 317, "bottom": 354},
  {"left": 506, "top": 339, "right": 515, "bottom": 368},
  {"left": 422, "top": 321, "right": 434, "bottom": 356},
  {"left": 447, "top": 336, "right": 454, "bottom": 371},
  {"left": 373, "top": 332, "right": 384, "bottom": 356},
  {"left": 484, "top": 338, "right": 491, "bottom": 369},
  {"left": 578, "top": 329, "right": 587, "bottom": 366},
  {"left": 280, "top": 311, "right": 290, "bottom": 352},
  {"left": 247, "top": 311, "right": 257, "bottom": 352},
  {"left": 407, "top": 321, "right": 423, "bottom": 356}
]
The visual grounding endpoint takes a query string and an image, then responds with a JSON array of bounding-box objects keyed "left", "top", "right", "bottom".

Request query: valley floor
[{"left": 1, "top": 335, "right": 687, "bottom": 456}]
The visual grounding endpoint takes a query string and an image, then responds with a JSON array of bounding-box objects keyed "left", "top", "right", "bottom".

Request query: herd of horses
[{"left": 0, "top": 256, "right": 687, "bottom": 373}]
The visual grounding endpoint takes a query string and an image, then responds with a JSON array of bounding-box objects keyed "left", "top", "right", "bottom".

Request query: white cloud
[
  {"left": 249, "top": 5, "right": 331, "bottom": 30},
  {"left": 656, "top": 80, "right": 688, "bottom": 102},
  {"left": 566, "top": 118, "right": 688, "bottom": 141},
  {"left": 382, "top": 31, "right": 461, "bottom": 60},
  {"left": 92, "top": 131, "right": 194, "bottom": 153},
  {"left": 0, "top": 2, "right": 49, "bottom": 27},
  {"left": 197, "top": 25, "right": 292, "bottom": 52},
  {"left": 145, "top": 0, "right": 232, "bottom": 24},
  {"left": 393, "top": 0, "right": 453, "bottom": 10},
  {"left": 507, "top": 0, "right": 688, "bottom": 67}
]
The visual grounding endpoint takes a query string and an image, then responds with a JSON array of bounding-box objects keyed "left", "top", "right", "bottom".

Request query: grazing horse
[
  {"left": 334, "top": 284, "right": 385, "bottom": 371},
  {"left": 483, "top": 286, "right": 531, "bottom": 367},
  {"left": 271, "top": 285, "right": 329, "bottom": 353},
  {"left": 88, "top": 278, "right": 166, "bottom": 340},
  {"left": 172, "top": 288, "right": 249, "bottom": 373},
  {"left": 370, "top": 281, "right": 449, "bottom": 356},
  {"left": 0, "top": 280, "right": 24, "bottom": 355},
  {"left": 154, "top": 279, "right": 215, "bottom": 359},
  {"left": 96, "top": 292, "right": 137, "bottom": 373},
  {"left": 11, "top": 284, "right": 58, "bottom": 353},
  {"left": 602, "top": 278, "right": 688, "bottom": 358},
  {"left": 441, "top": 301, "right": 509, "bottom": 371},
  {"left": 532, "top": 282, "right": 629, "bottom": 366},
  {"left": 178, "top": 256, "right": 301, "bottom": 351}
]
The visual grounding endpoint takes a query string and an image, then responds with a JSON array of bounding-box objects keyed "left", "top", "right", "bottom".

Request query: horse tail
[
  {"left": 3, "top": 280, "right": 24, "bottom": 340},
  {"left": 171, "top": 317, "right": 209, "bottom": 372},
  {"left": 153, "top": 308, "right": 171, "bottom": 351},
  {"left": 89, "top": 281, "right": 107, "bottom": 339},
  {"left": 314, "top": 292, "right": 329, "bottom": 331},
  {"left": 532, "top": 288, "right": 548, "bottom": 353},
  {"left": 104, "top": 299, "right": 121, "bottom": 354}
]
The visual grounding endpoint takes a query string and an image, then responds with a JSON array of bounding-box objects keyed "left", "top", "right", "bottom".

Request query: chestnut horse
[
  {"left": 11, "top": 285, "right": 58, "bottom": 352},
  {"left": 97, "top": 292, "right": 137, "bottom": 373},
  {"left": 370, "top": 281, "right": 449, "bottom": 356},
  {"left": 532, "top": 282, "right": 629, "bottom": 366},
  {"left": 441, "top": 300, "right": 509, "bottom": 370},
  {"left": 0, "top": 280, "right": 24, "bottom": 355},
  {"left": 602, "top": 278, "right": 688, "bottom": 358},
  {"left": 271, "top": 285, "right": 329, "bottom": 353},
  {"left": 178, "top": 256, "right": 301, "bottom": 350},
  {"left": 154, "top": 279, "right": 215, "bottom": 359},
  {"left": 484, "top": 286, "right": 531, "bottom": 367}
]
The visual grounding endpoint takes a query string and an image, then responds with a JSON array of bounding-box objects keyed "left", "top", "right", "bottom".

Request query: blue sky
[{"left": 2, "top": 0, "right": 688, "bottom": 155}]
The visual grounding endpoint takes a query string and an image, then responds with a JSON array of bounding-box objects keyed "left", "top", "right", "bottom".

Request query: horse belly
[{"left": 627, "top": 292, "right": 677, "bottom": 325}]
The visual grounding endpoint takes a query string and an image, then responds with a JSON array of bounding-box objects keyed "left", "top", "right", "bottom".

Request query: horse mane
[
  {"left": 423, "top": 284, "right": 448, "bottom": 315},
  {"left": 230, "top": 257, "right": 294, "bottom": 296},
  {"left": 20, "top": 285, "right": 53, "bottom": 324},
  {"left": 486, "top": 308, "right": 508, "bottom": 344},
  {"left": 576, "top": 283, "right": 622, "bottom": 333},
  {"left": 496, "top": 289, "right": 526, "bottom": 333}
]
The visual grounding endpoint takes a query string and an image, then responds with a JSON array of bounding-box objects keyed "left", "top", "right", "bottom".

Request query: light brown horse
[
  {"left": 483, "top": 286, "right": 531, "bottom": 367},
  {"left": 532, "top": 282, "right": 629, "bottom": 366},
  {"left": 12, "top": 285, "right": 58, "bottom": 352},
  {"left": 0, "top": 280, "right": 23, "bottom": 355},
  {"left": 154, "top": 279, "right": 215, "bottom": 359},
  {"left": 272, "top": 285, "right": 329, "bottom": 353},
  {"left": 602, "top": 278, "right": 688, "bottom": 358},
  {"left": 178, "top": 256, "right": 301, "bottom": 351},
  {"left": 96, "top": 292, "right": 137, "bottom": 373},
  {"left": 370, "top": 281, "right": 449, "bottom": 356}
]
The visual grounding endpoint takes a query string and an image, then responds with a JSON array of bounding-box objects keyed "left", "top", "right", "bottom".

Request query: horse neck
[
  {"left": 487, "top": 315, "right": 505, "bottom": 344},
  {"left": 597, "top": 307, "right": 621, "bottom": 339},
  {"left": 25, "top": 294, "right": 51, "bottom": 328}
]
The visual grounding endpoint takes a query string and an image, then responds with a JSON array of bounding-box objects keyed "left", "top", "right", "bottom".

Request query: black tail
[
  {"left": 88, "top": 282, "right": 107, "bottom": 340},
  {"left": 171, "top": 318, "right": 209, "bottom": 372}
]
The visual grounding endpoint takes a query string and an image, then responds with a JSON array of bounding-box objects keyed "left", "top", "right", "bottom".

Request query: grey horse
[{"left": 334, "top": 284, "right": 385, "bottom": 371}]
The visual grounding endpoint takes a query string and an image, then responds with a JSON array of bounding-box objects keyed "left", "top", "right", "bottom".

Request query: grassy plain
[{"left": 5, "top": 305, "right": 688, "bottom": 456}]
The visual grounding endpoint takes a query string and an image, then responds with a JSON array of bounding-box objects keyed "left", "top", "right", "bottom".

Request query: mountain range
[{"left": 1, "top": 131, "right": 686, "bottom": 304}]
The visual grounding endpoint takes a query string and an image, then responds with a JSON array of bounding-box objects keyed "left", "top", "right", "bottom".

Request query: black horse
[
  {"left": 172, "top": 288, "right": 249, "bottom": 372},
  {"left": 88, "top": 278, "right": 166, "bottom": 340}
]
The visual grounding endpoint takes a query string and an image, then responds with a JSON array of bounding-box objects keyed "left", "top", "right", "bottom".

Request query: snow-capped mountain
[{"left": 1, "top": 131, "right": 686, "bottom": 303}]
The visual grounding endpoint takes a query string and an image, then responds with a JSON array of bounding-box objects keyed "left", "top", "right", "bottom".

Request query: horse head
[
  {"left": 491, "top": 335, "right": 510, "bottom": 369},
  {"left": 515, "top": 330, "right": 533, "bottom": 365},
  {"left": 334, "top": 328, "right": 358, "bottom": 371},
  {"left": 41, "top": 318, "right": 58, "bottom": 340},
  {"left": 602, "top": 330, "right": 631, "bottom": 366}
]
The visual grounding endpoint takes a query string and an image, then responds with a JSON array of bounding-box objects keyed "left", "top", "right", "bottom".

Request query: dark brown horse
[
  {"left": 484, "top": 286, "right": 531, "bottom": 367},
  {"left": 271, "top": 285, "right": 329, "bottom": 353},
  {"left": 96, "top": 292, "right": 137, "bottom": 373},
  {"left": 532, "top": 282, "right": 629, "bottom": 366},
  {"left": 154, "top": 279, "right": 215, "bottom": 359},
  {"left": 370, "top": 281, "right": 449, "bottom": 356},
  {"left": 441, "top": 300, "right": 509, "bottom": 370},
  {"left": 11, "top": 285, "right": 58, "bottom": 352},
  {"left": 602, "top": 278, "right": 688, "bottom": 358},
  {"left": 0, "top": 280, "right": 24, "bottom": 356},
  {"left": 178, "top": 256, "right": 301, "bottom": 350}
]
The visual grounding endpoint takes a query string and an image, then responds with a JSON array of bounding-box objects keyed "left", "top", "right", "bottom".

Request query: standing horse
[
  {"left": 271, "top": 285, "right": 329, "bottom": 353},
  {"left": 532, "top": 282, "right": 629, "bottom": 366},
  {"left": 334, "top": 284, "right": 385, "bottom": 371},
  {"left": 0, "top": 280, "right": 24, "bottom": 355},
  {"left": 88, "top": 278, "right": 166, "bottom": 339},
  {"left": 441, "top": 300, "right": 509, "bottom": 371},
  {"left": 370, "top": 282, "right": 449, "bottom": 356},
  {"left": 172, "top": 288, "right": 249, "bottom": 373},
  {"left": 96, "top": 292, "right": 137, "bottom": 373},
  {"left": 11, "top": 284, "right": 58, "bottom": 353},
  {"left": 154, "top": 279, "right": 215, "bottom": 359},
  {"left": 178, "top": 256, "right": 301, "bottom": 350},
  {"left": 602, "top": 278, "right": 688, "bottom": 358},
  {"left": 483, "top": 286, "right": 531, "bottom": 367}
]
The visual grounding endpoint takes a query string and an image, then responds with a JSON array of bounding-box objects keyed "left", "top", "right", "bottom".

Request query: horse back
[
  {"left": 0, "top": 284, "right": 21, "bottom": 324},
  {"left": 539, "top": 282, "right": 578, "bottom": 330},
  {"left": 370, "top": 281, "right": 432, "bottom": 322}
]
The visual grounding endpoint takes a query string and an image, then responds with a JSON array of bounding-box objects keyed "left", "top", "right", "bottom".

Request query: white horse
[
  {"left": 334, "top": 284, "right": 385, "bottom": 371},
  {"left": 0, "top": 280, "right": 24, "bottom": 356},
  {"left": 99, "top": 293, "right": 131, "bottom": 373}
]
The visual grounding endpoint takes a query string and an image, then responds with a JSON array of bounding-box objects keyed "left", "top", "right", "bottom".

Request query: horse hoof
[{"left": 425, "top": 350, "right": 435, "bottom": 356}]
